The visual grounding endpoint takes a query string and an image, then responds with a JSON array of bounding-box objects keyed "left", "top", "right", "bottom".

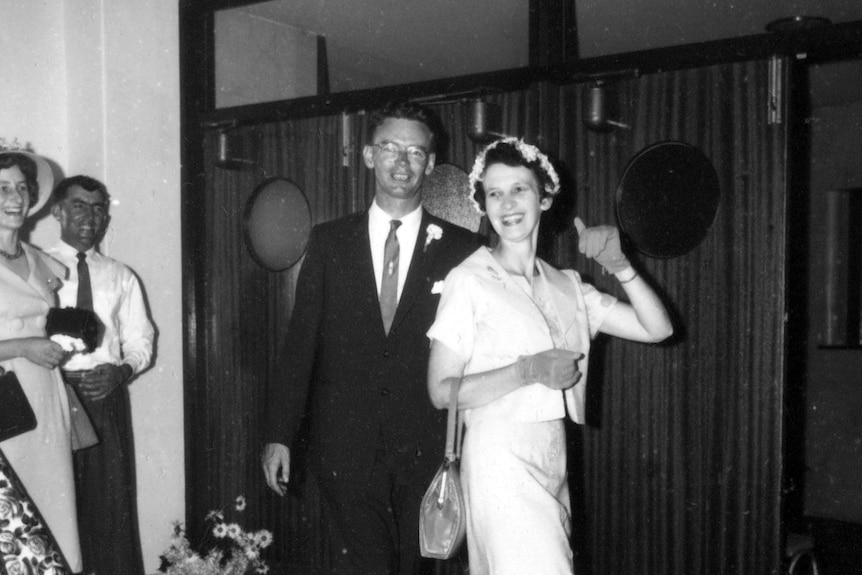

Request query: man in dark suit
[{"left": 262, "top": 101, "right": 480, "bottom": 574}]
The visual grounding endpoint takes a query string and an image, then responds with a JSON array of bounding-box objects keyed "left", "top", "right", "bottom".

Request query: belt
[{"left": 61, "top": 369, "right": 97, "bottom": 385}]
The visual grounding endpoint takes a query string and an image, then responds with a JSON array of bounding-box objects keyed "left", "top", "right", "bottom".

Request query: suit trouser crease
[{"left": 73, "top": 386, "right": 144, "bottom": 575}]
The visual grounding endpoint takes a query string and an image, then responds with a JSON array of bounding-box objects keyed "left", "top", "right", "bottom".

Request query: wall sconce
[
  {"left": 582, "top": 82, "right": 629, "bottom": 132},
  {"left": 765, "top": 15, "right": 831, "bottom": 33},
  {"left": 215, "top": 129, "right": 255, "bottom": 170},
  {"left": 468, "top": 99, "right": 508, "bottom": 143}
]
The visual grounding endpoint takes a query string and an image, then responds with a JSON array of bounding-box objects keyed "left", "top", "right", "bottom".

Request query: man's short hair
[
  {"left": 367, "top": 101, "right": 443, "bottom": 153},
  {"left": 53, "top": 175, "right": 109, "bottom": 203}
]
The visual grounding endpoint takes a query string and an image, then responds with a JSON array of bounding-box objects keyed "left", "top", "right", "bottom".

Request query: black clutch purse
[
  {"left": 46, "top": 307, "right": 101, "bottom": 351},
  {"left": 0, "top": 370, "right": 37, "bottom": 443},
  {"left": 45, "top": 307, "right": 102, "bottom": 451}
]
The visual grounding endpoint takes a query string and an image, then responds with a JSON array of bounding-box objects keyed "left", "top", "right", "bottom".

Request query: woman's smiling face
[
  {"left": 0, "top": 166, "right": 30, "bottom": 231},
  {"left": 482, "top": 163, "right": 551, "bottom": 242}
]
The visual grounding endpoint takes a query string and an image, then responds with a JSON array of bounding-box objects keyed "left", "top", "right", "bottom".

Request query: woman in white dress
[
  {"left": 0, "top": 149, "right": 82, "bottom": 572},
  {"left": 427, "top": 138, "right": 674, "bottom": 574}
]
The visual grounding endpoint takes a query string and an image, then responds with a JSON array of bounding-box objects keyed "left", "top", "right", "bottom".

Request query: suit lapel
[{"left": 345, "top": 211, "right": 384, "bottom": 328}]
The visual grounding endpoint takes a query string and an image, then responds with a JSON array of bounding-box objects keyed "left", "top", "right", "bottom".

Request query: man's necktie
[
  {"left": 380, "top": 220, "right": 401, "bottom": 335},
  {"left": 77, "top": 252, "right": 94, "bottom": 311}
]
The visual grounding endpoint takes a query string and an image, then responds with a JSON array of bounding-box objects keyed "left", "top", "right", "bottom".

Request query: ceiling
[{"left": 223, "top": 0, "right": 862, "bottom": 103}]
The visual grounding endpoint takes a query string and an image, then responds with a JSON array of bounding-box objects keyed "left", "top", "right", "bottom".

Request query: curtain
[
  {"left": 189, "top": 59, "right": 787, "bottom": 574},
  {"left": 542, "top": 61, "right": 785, "bottom": 575},
  {"left": 192, "top": 115, "right": 355, "bottom": 569},
  {"left": 580, "top": 61, "right": 786, "bottom": 575}
]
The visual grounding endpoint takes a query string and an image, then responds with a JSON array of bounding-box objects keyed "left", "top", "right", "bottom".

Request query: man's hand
[
  {"left": 76, "top": 363, "right": 132, "bottom": 400},
  {"left": 262, "top": 443, "right": 291, "bottom": 496}
]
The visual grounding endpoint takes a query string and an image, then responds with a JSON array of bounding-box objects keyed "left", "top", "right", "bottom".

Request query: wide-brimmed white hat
[{"left": 0, "top": 149, "right": 55, "bottom": 217}]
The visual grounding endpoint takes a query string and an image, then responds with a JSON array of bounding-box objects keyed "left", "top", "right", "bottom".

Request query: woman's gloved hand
[
  {"left": 517, "top": 349, "right": 583, "bottom": 390},
  {"left": 574, "top": 216, "right": 631, "bottom": 274}
]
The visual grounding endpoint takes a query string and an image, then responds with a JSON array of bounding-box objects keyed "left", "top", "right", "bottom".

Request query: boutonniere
[
  {"left": 423, "top": 224, "right": 443, "bottom": 252},
  {"left": 431, "top": 280, "right": 445, "bottom": 295}
]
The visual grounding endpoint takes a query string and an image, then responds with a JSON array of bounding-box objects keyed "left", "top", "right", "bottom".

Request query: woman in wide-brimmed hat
[{"left": 0, "top": 149, "right": 83, "bottom": 572}]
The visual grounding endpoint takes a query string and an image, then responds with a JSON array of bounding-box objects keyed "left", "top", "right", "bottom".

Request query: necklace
[{"left": 0, "top": 242, "right": 23, "bottom": 260}]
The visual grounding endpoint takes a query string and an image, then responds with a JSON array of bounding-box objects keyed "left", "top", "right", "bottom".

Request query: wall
[
  {"left": 0, "top": 1, "right": 68, "bottom": 165},
  {"left": 2, "top": 1, "right": 184, "bottom": 572},
  {"left": 215, "top": 9, "right": 318, "bottom": 107},
  {"left": 805, "top": 60, "right": 862, "bottom": 522}
]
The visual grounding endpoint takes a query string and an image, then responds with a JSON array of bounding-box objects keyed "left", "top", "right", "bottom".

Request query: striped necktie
[{"left": 379, "top": 220, "right": 401, "bottom": 334}]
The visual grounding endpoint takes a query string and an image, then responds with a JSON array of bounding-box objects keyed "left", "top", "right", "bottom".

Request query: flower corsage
[{"left": 424, "top": 224, "right": 443, "bottom": 252}]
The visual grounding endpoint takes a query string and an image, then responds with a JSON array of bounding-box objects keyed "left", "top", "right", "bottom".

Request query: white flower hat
[{"left": 0, "top": 143, "right": 55, "bottom": 217}]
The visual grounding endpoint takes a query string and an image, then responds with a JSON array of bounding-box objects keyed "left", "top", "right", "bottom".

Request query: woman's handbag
[
  {"left": 45, "top": 307, "right": 101, "bottom": 451},
  {"left": 63, "top": 378, "right": 99, "bottom": 451},
  {"left": 0, "top": 370, "right": 37, "bottom": 442},
  {"left": 419, "top": 378, "right": 467, "bottom": 560},
  {"left": 65, "top": 382, "right": 99, "bottom": 451}
]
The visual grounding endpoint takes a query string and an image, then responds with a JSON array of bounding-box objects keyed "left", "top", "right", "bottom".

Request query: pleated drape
[
  {"left": 189, "top": 58, "right": 787, "bottom": 574},
  {"left": 194, "top": 115, "right": 353, "bottom": 568},
  {"left": 580, "top": 61, "right": 786, "bottom": 575}
]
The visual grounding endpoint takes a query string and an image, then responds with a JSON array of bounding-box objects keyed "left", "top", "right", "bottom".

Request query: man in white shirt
[{"left": 46, "top": 175, "right": 154, "bottom": 575}]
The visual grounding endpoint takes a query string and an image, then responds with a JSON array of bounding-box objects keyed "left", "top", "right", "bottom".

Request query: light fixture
[
  {"left": 201, "top": 120, "right": 255, "bottom": 170},
  {"left": 467, "top": 99, "right": 508, "bottom": 143},
  {"left": 765, "top": 15, "right": 831, "bottom": 34},
  {"left": 582, "top": 82, "right": 629, "bottom": 132},
  {"left": 215, "top": 129, "right": 255, "bottom": 170}
]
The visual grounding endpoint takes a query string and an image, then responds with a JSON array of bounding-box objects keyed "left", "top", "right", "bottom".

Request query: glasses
[{"left": 372, "top": 142, "right": 429, "bottom": 163}]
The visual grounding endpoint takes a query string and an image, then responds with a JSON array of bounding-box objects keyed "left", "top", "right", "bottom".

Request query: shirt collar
[
  {"left": 56, "top": 241, "right": 96, "bottom": 259},
  {"left": 369, "top": 200, "right": 422, "bottom": 227},
  {"left": 368, "top": 200, "right": 423, "bottom": 239}
]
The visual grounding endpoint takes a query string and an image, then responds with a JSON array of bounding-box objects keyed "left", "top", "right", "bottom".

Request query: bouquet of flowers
[{"left": 159, "top": 495, "right": 273, "bottom": 575}]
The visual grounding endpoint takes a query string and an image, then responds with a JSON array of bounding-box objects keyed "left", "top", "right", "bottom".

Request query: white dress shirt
[
  {"left": 368, "top": 200, "right": 422, "bottom": 301},
  {"left": 45, "top": 241, "right": 155, "bottom": 374}
]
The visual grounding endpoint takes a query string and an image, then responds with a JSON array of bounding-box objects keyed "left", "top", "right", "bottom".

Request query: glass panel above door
[{"left": 214, "top": 0, "right": 529, "bottom": 108}]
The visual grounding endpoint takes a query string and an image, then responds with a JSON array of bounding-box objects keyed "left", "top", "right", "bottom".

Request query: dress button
[
  {"left": 10, "top": 319, "right": 23, "bottom": 332},
  {"left": 379, "top": 388, "right": 390, "bottom": 396},
  {"left": 383, "top": 350, "right": 390, "bottom": 358}
]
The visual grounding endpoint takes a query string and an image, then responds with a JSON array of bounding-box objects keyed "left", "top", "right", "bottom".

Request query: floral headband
[{"left": 468, "top": 137, "right": 561, "bottom": 214}]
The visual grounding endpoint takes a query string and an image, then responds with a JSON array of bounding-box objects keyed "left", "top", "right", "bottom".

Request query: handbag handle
[{"left": 444, "top": 378, "right": 463, "bottom": 463}]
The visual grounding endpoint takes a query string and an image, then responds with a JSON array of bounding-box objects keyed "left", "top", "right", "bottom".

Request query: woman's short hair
[
  {"left": 469, "top": 138, "right": 560, "bottom": 213},
  {"left": 0, "top": 153, "right": 40, "bottom": 206}
]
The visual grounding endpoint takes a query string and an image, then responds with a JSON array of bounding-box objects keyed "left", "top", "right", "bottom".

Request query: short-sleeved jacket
[{"left": 428, "top": 247, "right": 617, "bottom": 424}]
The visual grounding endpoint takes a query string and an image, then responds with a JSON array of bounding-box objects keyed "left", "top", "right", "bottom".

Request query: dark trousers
[
  {"left": 73, "top": 385, "right": 144, "bottom": 575},
  {"left": 317, "top": 448, "right": 438, "bottom": 575}
]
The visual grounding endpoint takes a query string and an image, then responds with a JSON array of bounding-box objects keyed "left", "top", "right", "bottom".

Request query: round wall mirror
[
  {"left": 615, "top": 141, "right": 720, "bottom": 258},
  {"left": 243, "top": 178, "right": 312, "bottom": 271}
]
